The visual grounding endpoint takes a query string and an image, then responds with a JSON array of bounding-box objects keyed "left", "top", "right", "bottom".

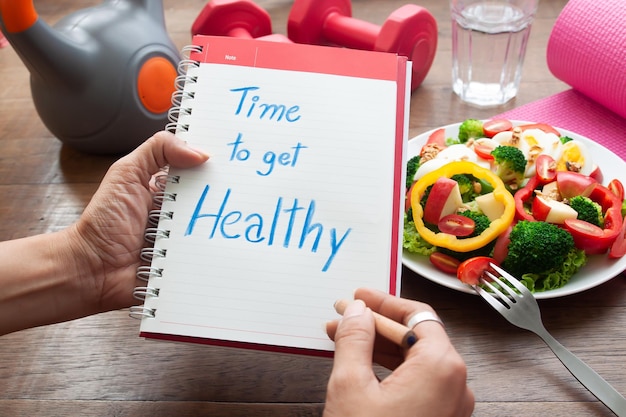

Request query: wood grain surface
[{"left": 2, "top": 1, "right": 624, "bottom": 416}]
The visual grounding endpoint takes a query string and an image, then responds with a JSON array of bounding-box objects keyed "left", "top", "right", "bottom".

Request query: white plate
[{"left": 403, "top": 120, "right": 626, "bottom": 299}]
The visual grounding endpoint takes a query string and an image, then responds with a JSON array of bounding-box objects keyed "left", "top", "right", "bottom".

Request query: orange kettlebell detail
[
  {"left": 0, "top": 0, "right": 39, "bottom": 33},
  {"left": 137, "top": 56, "right": 177, "bottom": 114}
]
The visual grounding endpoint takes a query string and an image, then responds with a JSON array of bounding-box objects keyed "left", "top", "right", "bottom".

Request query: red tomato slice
[
  {"left": 608, "top": 179, "right": 625, "bottom": 201},
  {"left": 519, "top": 123, "right": 561, "bottom": 136},
  {"left": 430, "top": 252, "right": 461, "bottom": 275},
  {"left": 563, "top": 218, "right": 615, "bottom": 255},
  {"left": 535, "top": 154, "right": 557, "bottom": 183},
  {"left": 473, "top": 139, "right": 497, "bottom": 160},
  {"left": 483, "top": 119, "right": 513, "bottom": 138},
  {"left": 609, "top": 215, "right": 626, "bottom": 259},
  {"left": 457, "top": 256, "right": 498, "bottom": 285},
  {"left": 438, "top": 214, "right": 475, "bottom": 237}
]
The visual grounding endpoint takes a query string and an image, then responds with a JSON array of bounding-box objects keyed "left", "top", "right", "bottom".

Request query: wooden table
[{"left": 1, "top": 1, "right": 625, "bottom": 416}]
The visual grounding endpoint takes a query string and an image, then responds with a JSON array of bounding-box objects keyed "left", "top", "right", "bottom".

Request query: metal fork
[{"left": 473, "top": 263, "right": 626, "bottom": 417}]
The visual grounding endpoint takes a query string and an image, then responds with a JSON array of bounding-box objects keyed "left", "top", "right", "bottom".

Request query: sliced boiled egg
[
  {"left": 519, "top": 129, "right": 563, "bottom": 177},
  {"left": 556, "top": 140, "right": 593, "bottom": 176},
  {"left": 492, "top": 130, "right": 531, "bottom": 159},
  {"left": 413, "top": 144, "right": 490, "bottom": 179}
]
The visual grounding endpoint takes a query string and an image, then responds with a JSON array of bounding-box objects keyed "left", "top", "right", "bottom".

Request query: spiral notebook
[{"left": 130, "top": 35, "right": 410, "bottom": 356}]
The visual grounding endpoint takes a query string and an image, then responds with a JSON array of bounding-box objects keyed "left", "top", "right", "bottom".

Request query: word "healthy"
[{"left": 185, "top": 185, "right": 352, "bottom": 272}]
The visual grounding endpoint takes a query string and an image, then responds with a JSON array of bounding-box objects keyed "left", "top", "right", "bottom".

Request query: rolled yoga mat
[{"left": 496, "top": 0, "right": 626, "bottom": 160}]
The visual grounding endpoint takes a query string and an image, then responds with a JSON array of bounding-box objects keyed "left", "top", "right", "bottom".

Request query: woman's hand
[
  {"left": 0, "top": 131, "right": 209, "bottom": 335},
  {"left": 323, "top": 288, "right": 474, "bottom": 417},
  {"left": 70, "top": 131, "right": 209, "bottom": 314}
]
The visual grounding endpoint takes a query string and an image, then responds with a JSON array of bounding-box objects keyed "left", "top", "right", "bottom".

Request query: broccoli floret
[
  {"left": 451, "top": 174, "right": 478, "bottom": 202},
  {"left": 445, "top": 137, "right": 462, "bottom": 146},
  {"left": 403, "top": 215, "right": 436, "bottom": 256},
  {"left": 503, "top": 220, "right": 576, "bottom": 277},
  {"left": 459, "top": 210, "right": 491, "bottom": 236},
  {"left": 569, "top": 196, "right": 604, "bottom": 227},
  {"left": 490, "top": 145, "right": 527, "bottom": 189},
  {"left": 458, "top": 119, "right": 484, "bottom": 143},
  {"left": 560, "top": 136, "right": 574, "bottom": 144},
  {"left": 406, "top": 155, "right": 421, "bottom": 189}
]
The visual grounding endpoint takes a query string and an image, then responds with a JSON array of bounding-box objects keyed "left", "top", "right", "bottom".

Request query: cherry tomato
[
  {"left": 535, "top": 154, "right": 557, "bottom": 183},
  {"left": 457, "top": 256, "right": 498, "bottom": 285},
  {"left": 609, "top": 214, "right": 626, "bottom": 259},
  {"left": 473, "top": 139, "right": 497, "bottom": 160},
  {"left": 519, "top": 123, "right": 561, "bottom": 136},
  {"left": 438, "top": 214, "right": 475, "bottom": 237},
  {"left": 430, "top": 252, "right": 461, "bottom": 275},
  {"left": 483, "top": 119, "right": 513, "bottom": 138},
  {"left": 563, "top": 218, "right": 615, "bottom": 255},
  {"left": 608, "top": 179, "right": 625, "bottom": 201}
]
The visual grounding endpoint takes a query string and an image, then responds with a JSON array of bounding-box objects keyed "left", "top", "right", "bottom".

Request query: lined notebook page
[{"left": 140, "top": 37, "right": 407, "bottom": 354}]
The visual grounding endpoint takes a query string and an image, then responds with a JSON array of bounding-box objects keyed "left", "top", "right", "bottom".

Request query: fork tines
[
  {"left": 474, "top": 263, "right": 533, "bottom": 309},
  {"left": 485, "top": 263, "right": 532, "bottom": 295}
]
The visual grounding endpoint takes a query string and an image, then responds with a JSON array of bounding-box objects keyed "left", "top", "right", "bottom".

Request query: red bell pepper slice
[
  {"left": 564, "top": 184, "right": 623, "bottom": 254},
  {"left": 514, "top": 176, "right": 540, "bottom": 221},
  {"left": 609, "top": 214, "right": 626, "bottom": 258}
]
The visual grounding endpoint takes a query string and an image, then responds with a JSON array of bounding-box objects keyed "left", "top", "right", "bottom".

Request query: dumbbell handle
[
  {"left": 323, "top": 13, "right": 380, "bottom": 50},
  {"left": 227, "top": 27, "right": 255, "bottom": 38}
]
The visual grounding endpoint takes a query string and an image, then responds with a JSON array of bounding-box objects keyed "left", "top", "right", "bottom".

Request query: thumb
[
  {"left": 130, "top": 131, "right": 209, "bottom": 176},
  {"left": 331, "top": 300, "right": 376, "bottom": 378}
]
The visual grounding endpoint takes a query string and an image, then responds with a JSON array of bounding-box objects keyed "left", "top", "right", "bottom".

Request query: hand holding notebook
[{"left": 130, "top": 36, "right": 411, "bottom": 355}]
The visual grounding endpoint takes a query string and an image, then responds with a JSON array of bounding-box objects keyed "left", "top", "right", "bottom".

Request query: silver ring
[{"left": 407, "top": 311, "right": 444, "bottom": 329}]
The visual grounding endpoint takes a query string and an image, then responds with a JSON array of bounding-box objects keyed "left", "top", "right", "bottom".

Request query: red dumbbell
[
  {"left": 192, "top": 0, "right": 291, "bottom": 42},
  {"left": 287, "top": 0, "right": 437, "bottom": 90}
]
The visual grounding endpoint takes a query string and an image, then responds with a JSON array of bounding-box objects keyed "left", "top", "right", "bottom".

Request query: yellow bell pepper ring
[{"left": 410, "top": 161, "right": 516, "bottom": 252}]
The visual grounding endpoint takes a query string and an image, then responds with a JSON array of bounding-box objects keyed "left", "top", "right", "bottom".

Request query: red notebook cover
[{"left": 132, "top": 36, "right": 410, "bottom": 356}]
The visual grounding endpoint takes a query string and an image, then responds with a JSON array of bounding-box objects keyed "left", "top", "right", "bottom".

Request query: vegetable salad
[{"left": 404, "top": 119, "right": 626, "bottom": 292}]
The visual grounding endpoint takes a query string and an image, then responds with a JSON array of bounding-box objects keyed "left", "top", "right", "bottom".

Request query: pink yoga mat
[
  {"left": 0, "top": 31, "right": 8, "bottom": 48},
  {"left": 496, "top": 0, "right": 626, "bottom": 161}
]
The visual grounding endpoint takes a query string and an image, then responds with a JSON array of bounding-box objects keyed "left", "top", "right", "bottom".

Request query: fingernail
[
  {"left": 180, "top": 140, "right": 210, "bottom": 159},
  {"left": 342, "top": 299, "right": 366, "bottom": 318},
  {"left": 190, "top": 146, "right": 210, "bottom": 159}
]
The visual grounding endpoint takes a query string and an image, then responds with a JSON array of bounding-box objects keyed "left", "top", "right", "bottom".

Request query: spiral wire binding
[
  {"left": 165, "top": 45, "right": 201, "bottom": 135},
  {"left": 153, "top": 191, "right": 177, "bottom": 206},
  {"left": 140, "top": 247, "right": 167, "bottom": 263},
  {"left": 148, "top": 209, "right": 173, "bottom": 226},
  {"left": 133, "top": 286, "right": 160, "bottom": 301},
  {"left": 136, "top": 265, "right": 163, "bottom": 281},
  {"left": 155, "top": 173, "right": 180, "bottom": 191},
  {"left": 131, "top": 43, "right": 202, "bottom": 320},
  {"left": 144, "top": 227, "right": 171, "bottom": 243},
  {"left": 129, "top": 306, "right": 156, "bottom": 319}
]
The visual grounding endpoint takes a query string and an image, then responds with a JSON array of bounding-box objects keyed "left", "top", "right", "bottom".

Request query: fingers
[
  {"left": 329, "top": 290, "right": 475, "bottom": 417},
  {"left": 330, "top": 300, "right": 377, "bottom": 380},
  {"left": 354, "top": 288, "right": 448, "bottom": 342}
]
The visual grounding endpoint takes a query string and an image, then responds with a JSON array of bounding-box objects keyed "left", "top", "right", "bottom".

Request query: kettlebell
[{"left": 0, "top": 0, "right": 180, "bottom": 154}]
